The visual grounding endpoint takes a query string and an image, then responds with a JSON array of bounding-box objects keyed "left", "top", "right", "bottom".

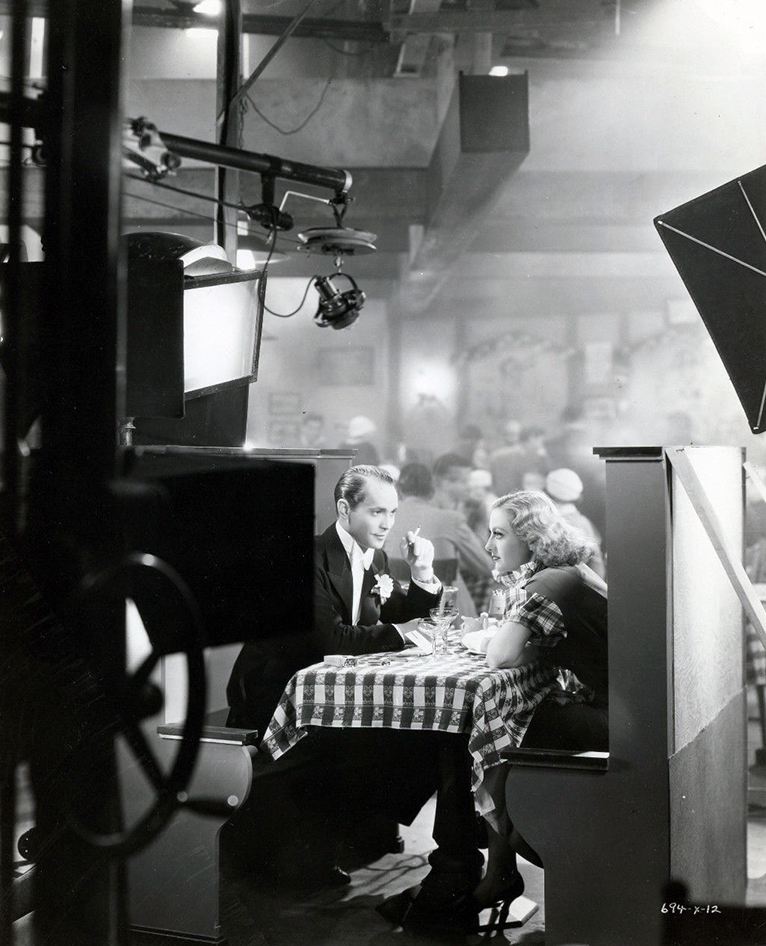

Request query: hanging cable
[
  {"left": 219, "top": 0, "right": 324, "bottom": 121},
  {"left": 124, "top": 172, "right": 244, "bottom": 214},
  {"left": 262, "top": 275, "right": 316, "bottom": 318},
  {"left": 123, "top": 187, "right": 303, "bottom": 251},
  {"left": 259, "top": 220, "right": 317, "bottom": 319},
  {"left": 243, "top": 74, "right": 333, "bottom": 136}
]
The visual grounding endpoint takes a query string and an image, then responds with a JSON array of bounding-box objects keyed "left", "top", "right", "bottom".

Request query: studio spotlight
[{"left": 313, "top": 273, "right": 365, "bottom": 330}]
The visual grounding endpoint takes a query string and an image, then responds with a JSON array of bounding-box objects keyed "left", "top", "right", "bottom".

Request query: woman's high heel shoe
[{"left": 474, "top": 869, "right": 525, "bottom": 936}]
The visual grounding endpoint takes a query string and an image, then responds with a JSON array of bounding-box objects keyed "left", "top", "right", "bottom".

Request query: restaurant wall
[
  {"left": 397, "top": 316, "right": 461, "bottom": 461},
  {"left": 245, "top": 278, "right": 390, "bottom": 452},
  {"left": 456, "top": 314, "right": 570, "bottom": 441},
  {"left": 397, "top": 302, "right": 766, "bottom": 468}
]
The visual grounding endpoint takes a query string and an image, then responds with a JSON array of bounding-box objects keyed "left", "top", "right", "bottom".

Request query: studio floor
[
  {"left": 214, "top": 796, "right": 546, "bottom": 946},
  {"left": 10, "top": 690, "right": 766, "bottom": 946}
]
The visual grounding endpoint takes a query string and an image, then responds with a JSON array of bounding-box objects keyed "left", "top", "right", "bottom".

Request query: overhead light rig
[
  {"left": 0, "top": 86, "right": 375, "bottom": 331},
  {"left": 123, "top": 117, "right": 373, "bottom": 329}
]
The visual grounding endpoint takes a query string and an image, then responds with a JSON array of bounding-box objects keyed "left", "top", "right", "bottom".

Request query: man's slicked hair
[{"left": 334, "top": 465, "right": 396, "bottom": 509}]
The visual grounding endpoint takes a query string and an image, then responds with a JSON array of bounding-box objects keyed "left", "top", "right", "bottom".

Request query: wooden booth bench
[
  {"left": 123, "top": 644, "right": 310, "bottom": 944},
  {"left": 501, "top": 446, "right": 747, "bottom": 946}
]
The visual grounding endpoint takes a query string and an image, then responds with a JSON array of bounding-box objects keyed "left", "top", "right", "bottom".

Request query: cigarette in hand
[{"left": 408, "top": 527, "right": 421, "bottom": 548}]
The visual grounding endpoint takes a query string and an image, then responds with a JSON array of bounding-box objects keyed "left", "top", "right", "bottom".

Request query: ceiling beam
[
  {"left": 386, "top": 8, "right": 610, "bottom": 40},
  {"left": 134, "top": 6, "right": 390, "bottom": 42},
  {"left": 0, "top": 3, "right": 390, "bottom": 41},
  {"left": 394, "top": 0, "right": 446, "bottom": 77}
]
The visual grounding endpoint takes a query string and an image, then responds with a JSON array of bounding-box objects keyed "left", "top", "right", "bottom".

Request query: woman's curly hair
[{"left": 491, "top": 490, "right": 597, "bottom": 568}]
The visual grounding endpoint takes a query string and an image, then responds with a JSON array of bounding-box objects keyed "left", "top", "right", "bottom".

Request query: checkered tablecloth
[{"left": 261, "top": 630, "right": 558, "bottom": 802}]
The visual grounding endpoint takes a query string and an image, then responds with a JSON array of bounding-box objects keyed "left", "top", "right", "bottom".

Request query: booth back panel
[
  {"left": 670, "top": 690, "right": 747, "bottom": 904},
  {"left": 670, "top": 446, "right": 744, "bottom": 749}
]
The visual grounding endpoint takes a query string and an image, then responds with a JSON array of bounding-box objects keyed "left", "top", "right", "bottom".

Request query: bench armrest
[
  {"left": 501, "top": 748, "right": 609, "bottom": 771},
  {"left": 158, "top": 722, "right": 260, "bottom": 746}
]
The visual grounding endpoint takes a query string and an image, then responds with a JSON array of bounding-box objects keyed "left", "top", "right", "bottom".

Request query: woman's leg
[
  {"left": 473, "top": 823, "right": 524, "bottom": 908},
  {"left": 472, "top": 764, "right": 524, "bottom": 908},
  {"left": 473, "top": 700, "right": 608, "bottom": 908},
  {"left": 496, "top": 698, "right": 609, "bottom": 876}
]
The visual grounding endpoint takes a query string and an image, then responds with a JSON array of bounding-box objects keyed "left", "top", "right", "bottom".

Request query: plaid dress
[{"left": 495, "top": 561, "right": 597, "bottom": 706}]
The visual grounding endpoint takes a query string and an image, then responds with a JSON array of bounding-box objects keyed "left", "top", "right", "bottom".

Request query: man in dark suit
[
  {"left": 313, "top": 464, "right": 442, "bottom": 657},
  {"left": 227, "top": 466, "right": 440, "bottom": 732},
  {"left": 312, "top": 467, "right": 484, "bottom": 931}
]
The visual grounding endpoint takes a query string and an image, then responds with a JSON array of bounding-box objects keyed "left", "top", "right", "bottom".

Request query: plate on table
[{"left": 460, "top": 631, "right": 493, "bottom": 655}]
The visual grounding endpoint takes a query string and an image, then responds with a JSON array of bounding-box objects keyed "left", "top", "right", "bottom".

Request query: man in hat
[
  {"left": 338, "top": 415, "right": 380, "bottom": 465},
  {"left": 545, "top": 467, "right": 606, "bottom": 579}
]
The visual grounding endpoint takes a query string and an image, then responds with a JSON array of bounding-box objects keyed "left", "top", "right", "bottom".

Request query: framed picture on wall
[
  {"left": 268, "top": 420, "right": 301, "bottom": 443},
  {"left": 316, "top": 347, "right": 375, "bottom": 385},
  {"left": 268, "top": 392, "right": 301, "bottom": 416}
]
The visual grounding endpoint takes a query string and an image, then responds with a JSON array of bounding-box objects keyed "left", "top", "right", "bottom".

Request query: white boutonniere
[{"left": 371, "top": 573, "right": 394, "bottom": 604}]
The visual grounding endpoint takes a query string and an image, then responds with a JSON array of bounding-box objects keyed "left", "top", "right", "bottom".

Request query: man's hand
[
  {"left": 398, "top": 616, "right": 428, "bottom": 637},
  {"left": 400, "top": 529, "right": 436, "bottom": 583}
]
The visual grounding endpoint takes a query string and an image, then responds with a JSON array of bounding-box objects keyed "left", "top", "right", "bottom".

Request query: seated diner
[
  {"left": 470, "top": 488, "right": 608, "bottom": 926},
  {"left": 230, "top": 464, "right": 489, "bottom": 929}
]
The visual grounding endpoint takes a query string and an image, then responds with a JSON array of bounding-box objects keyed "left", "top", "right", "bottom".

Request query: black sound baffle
[{"left": 655, "top": 165, "right": 766, "bottom": 434}]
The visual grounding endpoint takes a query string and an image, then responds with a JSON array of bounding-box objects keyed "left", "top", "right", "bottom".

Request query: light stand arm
[{"left": 156, "top": 129, "right": 352, "bottom": 197}]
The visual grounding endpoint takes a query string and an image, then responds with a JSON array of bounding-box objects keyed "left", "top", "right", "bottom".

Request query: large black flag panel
[{"left": 655, "top": 164, "right": 766, "bottom": 434}]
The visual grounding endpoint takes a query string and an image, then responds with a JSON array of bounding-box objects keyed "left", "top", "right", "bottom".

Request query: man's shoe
[{"left": 326, "top": 865, "right": 352, "bottom": 888}]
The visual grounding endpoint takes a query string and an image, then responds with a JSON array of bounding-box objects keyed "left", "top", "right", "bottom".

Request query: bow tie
[{"left": 350, "top": 544, "right": 375, "bottom": 570}]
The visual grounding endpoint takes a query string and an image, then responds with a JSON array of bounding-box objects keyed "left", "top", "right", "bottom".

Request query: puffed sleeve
[{"left": 508, "top": 592, "right": 567, "bottom": 648}]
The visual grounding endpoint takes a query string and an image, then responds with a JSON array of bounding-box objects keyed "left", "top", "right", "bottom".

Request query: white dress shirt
[
  {"left": 335, "top": 522, "right": 440, "bottom": 639},
  {"left": 335, "top": 521, "right": 375, "bottom": 623}
]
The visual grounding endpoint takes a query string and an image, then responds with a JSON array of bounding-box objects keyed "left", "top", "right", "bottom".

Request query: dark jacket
[
  {"left": 226, "top": 523, "right": 440, "bottom": 732},
  {"left": 313, "top": 523, "right": 440, "bottom": 657}
]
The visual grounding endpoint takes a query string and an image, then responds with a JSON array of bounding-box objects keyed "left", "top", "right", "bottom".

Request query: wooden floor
[{"left": 10, "top": 690, "right": 766, "bottom": 946}]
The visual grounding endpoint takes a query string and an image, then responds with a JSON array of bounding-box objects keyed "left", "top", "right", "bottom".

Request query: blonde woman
[{"left": 466, "top": 490, "right": 608, "bottom": 933}]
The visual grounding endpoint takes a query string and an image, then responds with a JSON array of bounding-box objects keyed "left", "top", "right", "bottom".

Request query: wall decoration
[
  {"left": 268, "top": 420, "right": 301, "bottom": 443},
  {"left": 316, "top": 347, "right": 375, "bottom": 386},
  {"left": 268, "top": 391, "right": 301, "bottom": 416},
  {"left": 454, "top": 330, "right": 573, "bottom": 368},
  {"left": 619, "top": 322, "right": 754, "bottom": 446},
  {"left": 458, "top": 327, "right": 573, "bottom": 434}
]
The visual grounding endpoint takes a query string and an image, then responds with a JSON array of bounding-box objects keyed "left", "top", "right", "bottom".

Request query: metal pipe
[
  {"left": 158, "top": 130, "right": 353, "bottom": 196},
  {"left": 0, "top": 92, "right": 355, "bottom": 198}
]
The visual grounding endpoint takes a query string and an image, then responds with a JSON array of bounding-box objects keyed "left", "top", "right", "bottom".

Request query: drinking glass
[
  {"left": 430, "top": 605, "right": 458, "bottom": 654},
  {"left": 439, "top": 585, "right": 459, "bottom": 612}
]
